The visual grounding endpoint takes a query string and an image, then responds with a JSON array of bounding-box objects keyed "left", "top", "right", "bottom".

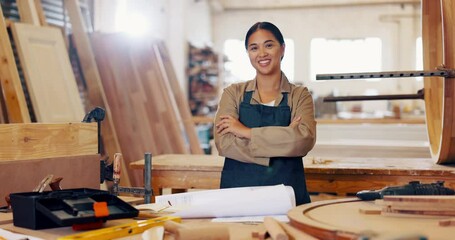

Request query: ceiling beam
[{"left": 212, "top": 0, "right": 420, "bottom": 11}]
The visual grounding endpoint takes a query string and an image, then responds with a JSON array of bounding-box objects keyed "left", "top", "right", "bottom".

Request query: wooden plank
[
  {"left": 0, "top": 154, "right": 99, "bottom": 207},
  {"left": 155, "top": 43, "right": 203, "bottom": 154},
  {"left": 34, "top": 0, "right": 48, "bottom": 26},
  {"left": 149, "top": 43, "right": 189, "bottom": 153},
  {"left": 10, "top": 22, "right": 86, "bottom": 123},
  {"left": 64, "top": 0, "right": 130, "bottom": 187},
  {"left": 0, "top": 8, "right": 31, "bottom": 123},
  {"left": 0, "top": 89, "right": 6, "bottom": 123},
  {"left": 0, "top": 122, "right": 97, "bottom": 161},
  {"left": 16, "top": 0, "right": 40, "bottom": 25},
  {"left": 91, "top": 33, "right": 191, "bottom": 185}
]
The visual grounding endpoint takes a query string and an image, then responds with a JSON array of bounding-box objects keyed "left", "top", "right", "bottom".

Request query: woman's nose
[{"left": 258, "top": 47, "right": 268, "bottom": 57}]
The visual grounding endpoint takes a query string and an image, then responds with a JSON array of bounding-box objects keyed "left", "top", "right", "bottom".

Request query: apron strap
[{"left": 242, "top": 91, "right": 253, "bottom": 104}]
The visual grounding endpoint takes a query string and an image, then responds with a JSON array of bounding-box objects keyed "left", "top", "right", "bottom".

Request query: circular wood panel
[
  {"left": 288, "top": 198, "right": 453, "bottom": 240},
  {"left": 422, "top": 0, "right": 455, "bottom": 164}
]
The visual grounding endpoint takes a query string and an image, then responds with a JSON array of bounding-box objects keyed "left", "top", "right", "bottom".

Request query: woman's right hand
[{"left": 216, "top": 115, "right": 251, "bottom": 139}]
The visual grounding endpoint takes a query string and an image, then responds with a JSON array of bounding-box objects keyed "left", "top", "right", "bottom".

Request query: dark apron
[{"left": 220, "top": 91, "right": 311, "bottom": 205}]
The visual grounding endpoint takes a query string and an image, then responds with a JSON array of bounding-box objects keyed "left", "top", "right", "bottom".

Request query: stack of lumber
[
  {"left": 90, "top": 33, "right": 202, "bottom": 185},
  {"left": 0, "top": 0, "right": 203, "bottom": 186},
  {"left": 65, "top": 0, "right": 203, "bottom": 186}
]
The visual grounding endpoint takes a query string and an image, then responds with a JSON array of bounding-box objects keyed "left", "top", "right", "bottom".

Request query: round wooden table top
[{"left": 288, "top": 198, "right": 453, "bottom": 240}]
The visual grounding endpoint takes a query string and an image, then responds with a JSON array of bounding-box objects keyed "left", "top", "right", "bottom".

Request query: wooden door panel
[{"left": 11, "top": 23, "right": 85, "bottom": 123}]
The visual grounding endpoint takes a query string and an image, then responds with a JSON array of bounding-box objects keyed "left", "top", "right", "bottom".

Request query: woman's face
[{"left": 247, "top": 29, "right": 284, "bottom": 77}]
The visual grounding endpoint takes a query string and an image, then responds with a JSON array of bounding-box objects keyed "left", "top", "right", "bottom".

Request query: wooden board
[
  {"left": 0, "top": 90, "right": 5, "bottom": 123},
  {"left": 10, "top": 22, "right": 85, "bottom": 123},
  {"left": 155, "top": 42, "right": 203, "bottom": 154},
  {"left": 16, "top": 0, "right": 40, "bottom": 25},
  {"left": 288, "top": 198, "right": 455, "bottom": 240},
  {"left": 0, "top": 122, "right": 97, "bottom": 161},
  {"left": 380, "top": 196, "right": 455, "bottom": 214},
  {"left": 0, "top": 8, "right": 30, "bottom": 123},
  {"left": 91, "top": 33, "right": 191, "bottom": 186}
]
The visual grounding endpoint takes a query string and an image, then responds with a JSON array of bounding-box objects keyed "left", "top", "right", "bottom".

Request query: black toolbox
[{"left": 9, "top": 188, "right": 139, "bottom": 230}]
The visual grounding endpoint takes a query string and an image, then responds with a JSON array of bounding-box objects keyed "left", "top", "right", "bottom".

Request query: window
[
  {"left": 223, "top": 39, "right": 295, "bottom": 85},
  {"left": 310, "top": 38, "right": 382, "bottom": 81},
  {"left": 416, "top": 37, "right": 423, "bottom": 70}
]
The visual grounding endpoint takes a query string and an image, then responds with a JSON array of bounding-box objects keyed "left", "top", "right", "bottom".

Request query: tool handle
[{"left": 113, "top": 153, "right": 122, "bottom": 182}]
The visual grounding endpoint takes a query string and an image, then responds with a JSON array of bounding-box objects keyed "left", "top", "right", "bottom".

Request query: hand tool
[
  {"left": 356, "top": 181, "right": 455, "bottom": 201},
  {"left": 49, "top": 177, "right": 63, "bottom": 190},
  {"left": 33, "top": 174, "right": 54, "bottom": 193}
]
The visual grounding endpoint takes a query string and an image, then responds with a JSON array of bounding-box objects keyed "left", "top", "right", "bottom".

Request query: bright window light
[
  {"left": 223, "top": 39, "right": 295, "bottom": 85},
  {"left": 416, "top": 37, "right": 423, "bottom": 70},
  {"left": 115, "top": 0, "right": 150, "bottom": 36},
  {"left": 310, "top": 38, "right": 382, "bottom": 81}
]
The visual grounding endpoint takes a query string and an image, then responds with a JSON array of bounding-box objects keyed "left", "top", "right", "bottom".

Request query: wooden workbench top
[{"left": 130, "top": 154, "right": 455, "bottom": 177}]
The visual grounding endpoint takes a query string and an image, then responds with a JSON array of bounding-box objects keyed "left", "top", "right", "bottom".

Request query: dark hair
[{"left": 244, "top": 22, "right": 285, "bottom": 50}]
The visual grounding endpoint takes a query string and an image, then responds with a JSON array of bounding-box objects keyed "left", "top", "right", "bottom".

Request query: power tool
[{"left": 356, "top": 181, "right": 455, "bottom": 201}]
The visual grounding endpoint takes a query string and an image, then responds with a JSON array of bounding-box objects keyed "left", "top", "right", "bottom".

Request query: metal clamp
[
  {"left": 112, "top": 152, "right": 153, "bottom": 204},
  {"left": 316, "top": 68, "right": 454, "bottom": 102}
]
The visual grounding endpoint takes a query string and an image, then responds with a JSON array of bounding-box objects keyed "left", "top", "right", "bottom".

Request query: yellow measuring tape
[{"left": 58, "top": 216, "right": 181, "bottom": 240}]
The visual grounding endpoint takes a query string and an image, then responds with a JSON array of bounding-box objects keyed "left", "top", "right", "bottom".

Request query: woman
[{"left": 214, "top": 22, "right": 316, "bottom": 205}]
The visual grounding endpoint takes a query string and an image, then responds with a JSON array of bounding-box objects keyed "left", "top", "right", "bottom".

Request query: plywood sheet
[
  {"left": 0, "top": 154, "right": 100, "bottom": 207},
  {"left": 10, "top": 22, "right": 85, "bottom": 123}
]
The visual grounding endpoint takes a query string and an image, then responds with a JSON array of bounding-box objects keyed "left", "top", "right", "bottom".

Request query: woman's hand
[
  {"left": 216, "top": 115, "right": 251, "bottom": 139},
  {"left": 289, "top": 116, "right": 301, "bottom": 128}
]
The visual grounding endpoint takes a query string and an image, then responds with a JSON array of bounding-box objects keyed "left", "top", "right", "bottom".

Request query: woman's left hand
[{"left": 216, "top": 115, "right": 251, "bottom": 139}]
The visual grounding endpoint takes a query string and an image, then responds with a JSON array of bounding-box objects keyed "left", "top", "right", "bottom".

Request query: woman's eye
[
  {"left": 266, "top": 43, "right": 273, "bottom": 48},
  {"left": 249, "top": 46, "right": 257, "bottom": 51}
]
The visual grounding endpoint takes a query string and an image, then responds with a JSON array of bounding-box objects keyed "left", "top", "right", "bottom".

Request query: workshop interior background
[{"left": 0, "top": 0, "right": 429, "bottom": 185}]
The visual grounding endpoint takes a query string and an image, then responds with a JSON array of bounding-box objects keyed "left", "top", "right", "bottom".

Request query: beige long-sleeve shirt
[{"left": 214, "top": 73, "right": 317, "bottom": 166}]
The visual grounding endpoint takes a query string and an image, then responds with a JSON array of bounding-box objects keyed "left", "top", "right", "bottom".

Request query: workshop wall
[{"left": 212, "top": 3, "right": 423, "bottom": 113}]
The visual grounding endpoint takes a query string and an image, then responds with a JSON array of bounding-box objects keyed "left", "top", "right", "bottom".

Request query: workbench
[
  {"left": 0, "top": 211, "right": 263, "bottom": 240},
  {"left": 129, "top": 154, "right": 455, "bottom": 197}
]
